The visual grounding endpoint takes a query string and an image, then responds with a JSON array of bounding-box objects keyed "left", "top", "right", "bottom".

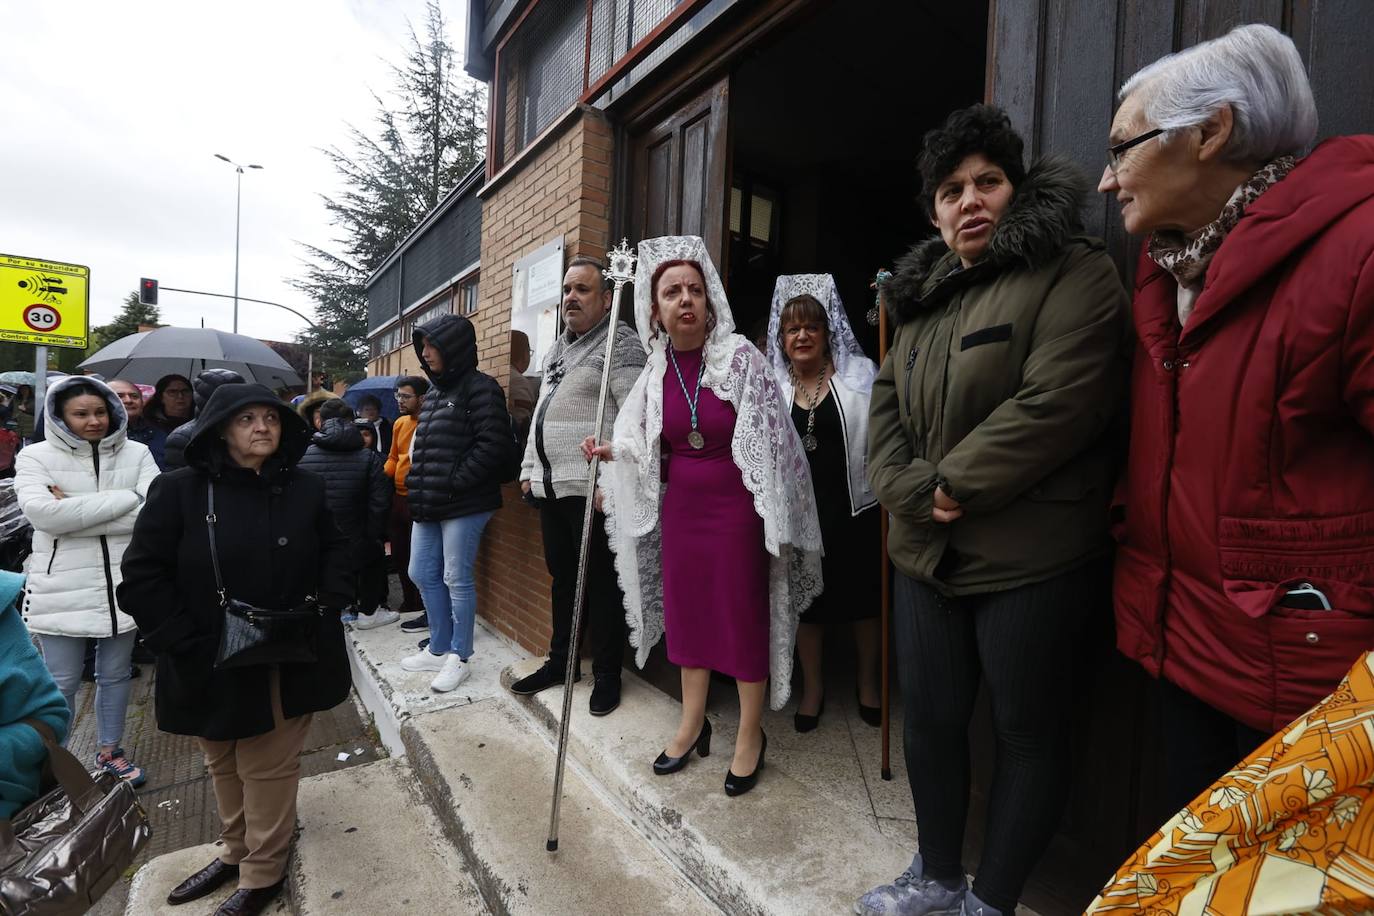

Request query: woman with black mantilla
[{"left": 119, "top": 384, "right": 352, "bottom": 916}]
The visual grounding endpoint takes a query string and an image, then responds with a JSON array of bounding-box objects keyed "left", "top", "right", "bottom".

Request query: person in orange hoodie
[{"left": 385, "top": 376, "right": 429, "bottom": 632}]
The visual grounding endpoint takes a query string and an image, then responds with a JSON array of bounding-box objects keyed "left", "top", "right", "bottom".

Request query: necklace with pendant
[
  {"left": 791, "top": 358, "right": 828, "bottom": 452},
  {"left": 668, "top": 342, "right": 706, "bottom": 450}
]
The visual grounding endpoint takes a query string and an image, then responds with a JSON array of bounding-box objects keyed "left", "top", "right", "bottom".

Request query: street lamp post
[{"left": 213, "top": 154, "right": 263, "bottom": 333}]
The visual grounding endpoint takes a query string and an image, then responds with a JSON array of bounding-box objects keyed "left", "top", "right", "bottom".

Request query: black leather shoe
[
  {"left": 724, "top": 730, "right": 767, "bottom": 797},
  {"left": 213, "top": 879, "right": 285, "bottom": 916},
  {"left": 166, "top": 858, "right": 239, "bottom": 905},
  {"left": 399, "top": 612, "right": 429, "bottom": 632},
  {"left": 589, "top": 675, "right": 621, "bottom": 716},
  {"left": 653, "top": 718, "right": 711, "bottom": 775},
  {"left": 510, "top": 660, "right": 580, "bottom": 696},
  {"left": 794, "top": 697, "right": 825, "bottom": 733}
]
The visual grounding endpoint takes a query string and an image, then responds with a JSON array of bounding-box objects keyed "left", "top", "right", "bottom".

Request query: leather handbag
[
  {"left": 0, "top": 720, "right": 151, "bottom": 915},
  {"left": 207, "top": 481, "right": 321, "bottom": 670}
]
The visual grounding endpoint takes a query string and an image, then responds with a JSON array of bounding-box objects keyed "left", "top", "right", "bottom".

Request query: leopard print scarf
[{"left": 1148, "top": 156, "right": 1296, "bottom": 323}]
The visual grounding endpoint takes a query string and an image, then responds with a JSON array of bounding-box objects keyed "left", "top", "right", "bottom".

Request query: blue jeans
[
  {"left": 39, "top": 632, "right": 137, "bottom": 749},
  {"left": 409, "top": 512, "right": 494, "bottom": 660}
]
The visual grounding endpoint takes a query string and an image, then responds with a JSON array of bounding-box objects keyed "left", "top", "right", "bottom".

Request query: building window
[
  {"left": 497, "top": 0, "right": 584, "bottom": 165},
  {"left": 492, "top": 0, "right": 685, "bottom": 171},
  {"left": 406, "top": 291, "right": 455, "bottom": 341},
  {"left": 458, "top": 274, "right": 480, "bottom": 316}
]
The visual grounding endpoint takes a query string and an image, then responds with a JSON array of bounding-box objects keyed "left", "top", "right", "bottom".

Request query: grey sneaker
[
  {"left": 959, "top": 890, "right": 1006, "bottom": 916},
  {"left": 854, "top": 855, "right": 966, "bottom": 916}
]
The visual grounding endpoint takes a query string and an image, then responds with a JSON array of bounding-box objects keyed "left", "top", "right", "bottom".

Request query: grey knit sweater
[{"left": 520, "top": 316, "right": 646, "bottom": 500}]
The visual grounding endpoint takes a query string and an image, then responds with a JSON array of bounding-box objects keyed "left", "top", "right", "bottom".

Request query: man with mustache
[{"left": 510, "top": 256, "right": 646, "bottom": 716}]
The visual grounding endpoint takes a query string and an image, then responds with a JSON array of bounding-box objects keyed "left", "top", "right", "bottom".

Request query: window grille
[{"left": 492, "top": 0, "right": 695, "bottom": 170}]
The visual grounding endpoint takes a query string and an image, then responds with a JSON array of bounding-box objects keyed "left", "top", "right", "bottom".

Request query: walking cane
[
  {"left": 546, "top": 239, "right": 638, "bottom": 852},
  {"left": 873, "top": 269, "right": 894, "bottom": 781}
]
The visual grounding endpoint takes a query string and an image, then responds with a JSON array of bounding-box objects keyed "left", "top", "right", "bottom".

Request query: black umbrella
[{"left": 79, "top": 327, "right": 303, "bottom": 388}]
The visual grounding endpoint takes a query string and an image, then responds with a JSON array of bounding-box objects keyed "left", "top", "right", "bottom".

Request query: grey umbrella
[{"left": 79, "top": 327, "right": 303, "bottom": 388}]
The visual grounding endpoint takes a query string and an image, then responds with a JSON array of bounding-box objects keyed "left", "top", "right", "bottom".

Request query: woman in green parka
[{"left": 855, "top": 105, "right": 1131, "bottom": 916}]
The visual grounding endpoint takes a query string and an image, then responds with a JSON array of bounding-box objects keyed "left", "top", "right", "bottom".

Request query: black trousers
[
  {"left": 353, "top": 539, "right": 389, "bottom": 611},
  {"left": 540, "top": 496, "right": 627, "bottom": 678},
  {"left": 893, "top": 566, "right": 1098, "bottom": 912},
  {"left": 1159, "top": 678, "right": 1270, "bottom": 814}
]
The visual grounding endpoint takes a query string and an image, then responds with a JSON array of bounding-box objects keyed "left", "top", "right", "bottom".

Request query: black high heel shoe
[
  {"left": 857, "top": 687, "right": 881, "bottom": 728},
  {"left": 724, "top": 730, "right": 767, "bottom": 797},
  {"left": 653, "top": 718, "right": 711, "bottom": 775},
  {"left": 794, "top": 697, "right": 825, "bottom": 733}
]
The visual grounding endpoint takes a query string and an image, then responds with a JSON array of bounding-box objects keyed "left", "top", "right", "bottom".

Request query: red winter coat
[{"left": 1114, "top": 136, "right": 1374, "bottom": 733}]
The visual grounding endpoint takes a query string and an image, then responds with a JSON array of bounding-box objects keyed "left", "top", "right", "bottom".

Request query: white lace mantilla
[
  {"left": 766, "top": 273, "right": 878, "bottom": 397},
  {"left": 599, "top": 236, "right": 823, "bottom": 710}
]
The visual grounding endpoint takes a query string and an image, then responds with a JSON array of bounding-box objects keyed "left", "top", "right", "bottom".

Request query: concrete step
[
  {"left": 124, "top": 842, "right": 290, "bottom": 916},
  {"left": 400, "top": 695, "right": 714, "bottom": 914},
  {"left": 343, "top": 612, "right": 521, "bottom": 757},
  {"left": 288, "top": 757, "right": 487, "bottom": 914},
  {"left": 503, "top": 658, "right": 912, "bottom": 916},
  {"left": 345, "top": 617, "right": 714, "bottom": 914},
  {"left": 124, "top": 757, "right": 487, "bottom": 916}
]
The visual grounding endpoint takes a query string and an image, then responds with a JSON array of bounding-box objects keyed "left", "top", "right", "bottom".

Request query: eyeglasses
[
  {"left": 163, "top": 388, "right": 192, "bottom": 397},
  {"left": 1107, "top": 127, "right": 1164, "bottom": 173},
  {"left": 395, "top": 392, "right": 416, "bottom": 401}
]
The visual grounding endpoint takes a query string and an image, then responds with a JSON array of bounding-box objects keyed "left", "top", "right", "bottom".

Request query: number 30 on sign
[
  {"left": 0, "top": 253, "right": 89, "bottom": 348},
  {"left": 24, "top": 304, "right": 62, "bottom": 332}
]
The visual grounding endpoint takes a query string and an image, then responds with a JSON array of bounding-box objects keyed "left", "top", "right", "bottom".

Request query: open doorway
[{"left": 726, "top": 0, "right": 989, "bottom": 354}]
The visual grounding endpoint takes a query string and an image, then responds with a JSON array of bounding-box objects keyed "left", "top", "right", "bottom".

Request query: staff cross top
[{"left": 605, "top": 239, "right": 637, "bottom": 287}]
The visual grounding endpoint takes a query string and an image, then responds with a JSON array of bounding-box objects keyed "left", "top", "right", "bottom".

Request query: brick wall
[{"left": 470, "top": 106, "right": 615, "bottom": 657}]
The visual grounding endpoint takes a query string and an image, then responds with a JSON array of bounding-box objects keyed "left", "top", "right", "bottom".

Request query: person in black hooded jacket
[
  {"left": 163, "top": 368, "right": 246, "bottom": 470},
  {"left": 297, "top": 398, "right": 395, "bottom": 629},
  {"left": 401, "top": 313, "right": 517, "bottom": 693},
  {"left": 117, "top": 383, "right": 352, "bottom": 916}
]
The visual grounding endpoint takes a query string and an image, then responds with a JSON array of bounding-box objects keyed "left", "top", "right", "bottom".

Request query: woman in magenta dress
[{"left": 589, "top": 235, "right": 822, "bottom": 797}]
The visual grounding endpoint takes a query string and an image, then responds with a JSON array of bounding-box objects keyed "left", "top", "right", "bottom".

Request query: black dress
[{"left": 791, "top": 392, "right": 881, "bottom": 624}]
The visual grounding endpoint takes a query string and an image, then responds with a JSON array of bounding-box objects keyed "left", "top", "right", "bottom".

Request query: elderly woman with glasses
[{"left": 1099, "top": 23, "right": 1374, "bottom": 811}]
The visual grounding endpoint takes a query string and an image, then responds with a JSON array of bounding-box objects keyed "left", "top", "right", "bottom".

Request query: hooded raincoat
[{"left": 15, "top": 376, "right": 160, "bottom": 638}]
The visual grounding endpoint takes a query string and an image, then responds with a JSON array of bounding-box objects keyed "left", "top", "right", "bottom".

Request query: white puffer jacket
[{"left": 15, "top": 376, "right": 160, "bottom": 638}]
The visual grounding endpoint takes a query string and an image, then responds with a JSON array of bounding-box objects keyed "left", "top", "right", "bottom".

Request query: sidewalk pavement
[{"left": 75, "top": 656, "right": 382, "bottom": 916}]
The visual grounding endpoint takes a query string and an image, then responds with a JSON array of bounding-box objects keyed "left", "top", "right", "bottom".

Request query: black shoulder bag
[{"left": 207, "top": 480, "right": 321, "bottom": 669}]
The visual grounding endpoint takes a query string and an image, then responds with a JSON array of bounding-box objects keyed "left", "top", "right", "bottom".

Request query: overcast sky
[{"left": 0, "top": 0, "right": 464, "bottom": 346}]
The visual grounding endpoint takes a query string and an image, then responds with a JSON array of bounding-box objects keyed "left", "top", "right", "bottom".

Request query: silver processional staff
[{"left": 546, "top": 238, "right": 637, "bottom": 851}]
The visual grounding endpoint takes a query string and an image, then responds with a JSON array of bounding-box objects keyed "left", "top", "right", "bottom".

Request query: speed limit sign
[
  {"left": 23, "top": 303, "right": 62, "bottom": 332},
  {"left": 0, "top": 253, "right": 88, "bottom": 348}
]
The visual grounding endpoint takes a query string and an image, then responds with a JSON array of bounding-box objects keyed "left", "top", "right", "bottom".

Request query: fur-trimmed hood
[{"left": 884, "top": 156, "right": 1092, "bottom": 323}]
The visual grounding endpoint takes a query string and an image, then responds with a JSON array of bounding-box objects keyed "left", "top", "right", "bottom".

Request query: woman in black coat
[
  {"left": 401, "top": 313, "right": 517, "bottom": 693},
  {"left": 118, "top": 383, "right": 351, "bottom": 916}
]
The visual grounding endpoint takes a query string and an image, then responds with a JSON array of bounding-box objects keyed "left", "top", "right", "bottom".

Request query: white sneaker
[
  {"left": 431, "top": 654, "right": 470, "bottom": 693},
  {"left": 354, "top": 608, "right": 401, "bottom": 630},
  {"left": 400, "top": 650, "right": 446, "bottom": 672}
]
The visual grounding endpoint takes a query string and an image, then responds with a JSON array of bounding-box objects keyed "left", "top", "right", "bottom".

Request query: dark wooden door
[{"left": 628, "top": 74, "right": 731, "bottom": 268}]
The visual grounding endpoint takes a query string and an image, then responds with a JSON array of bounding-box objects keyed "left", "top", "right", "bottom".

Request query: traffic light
[{"left": 139, "top": 278, "right": 159, "bottom": 306}]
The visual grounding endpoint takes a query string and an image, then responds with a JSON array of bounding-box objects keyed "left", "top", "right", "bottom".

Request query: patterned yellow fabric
[{"left": 1089, "top": 652, "right": 1374, "bottom": 915}]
